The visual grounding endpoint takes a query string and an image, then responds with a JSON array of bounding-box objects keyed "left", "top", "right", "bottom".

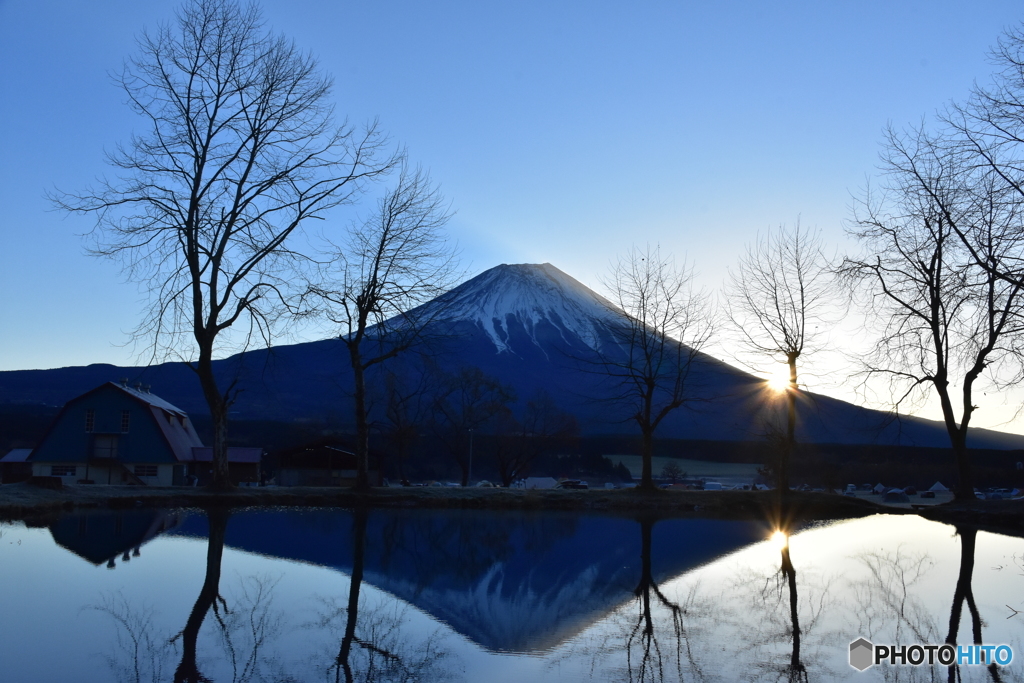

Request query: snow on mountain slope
[{"left": 425, "top": 263, "right": 623, "bottom": 353}]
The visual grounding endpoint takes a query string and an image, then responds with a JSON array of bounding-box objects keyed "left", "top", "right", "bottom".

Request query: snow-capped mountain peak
[{"left": 430, "top": 263, "right": 623, "bottom": 354}]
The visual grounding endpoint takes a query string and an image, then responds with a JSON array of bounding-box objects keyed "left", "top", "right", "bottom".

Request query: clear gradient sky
[{"left": 3, "top": 1, "right": 1024, "bottom": 430}]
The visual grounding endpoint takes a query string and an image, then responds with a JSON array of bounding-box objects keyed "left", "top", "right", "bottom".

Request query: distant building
[
  {"left": 28, "top": 381, "right": 261, "bottom": 486},
  {"left": 275, "top": 442, "right": 381, "bottom": 487},
  {"left": 0, "top": 448, "right": 33, "bottom": 483}
]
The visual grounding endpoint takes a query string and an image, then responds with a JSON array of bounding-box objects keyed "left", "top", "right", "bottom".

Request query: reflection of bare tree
[
  {"left": 91, "top": 508, "right": 285, "bottom": 682},
  {"left": 312, "top": 507, "right": 459, "bottom": 683},
  {"left": 945, "top": 527, "right": 1003, "bottom": 683},
  {"left": 172, "top": 507, "right": 231, "bottom": 682},
  {"left": 736, "top": 535, "right": 837, "bottom": 683},
  {"left": 778, "top": 544, "right": 807, "bottom": 683},
  {"left": 625, "top": 516, "right": 693, "bottom": 682},
  {"left": 556, "top": 516, "right": 712, "bottom": 683},
  {"left": 849, "top": 544, "right": 953, "bottom": 683},
  {"left": 848, "top": 527, "right": 1009, "bottom": 683},
  {"left": 88, "top": 594, "right": 175, "bottom": 683},
  {"left": 849, "top": 547, "right": 939, "bottom": 650},
  {"left": 211, "top": 575, "right": 284, "bottom": 682}
]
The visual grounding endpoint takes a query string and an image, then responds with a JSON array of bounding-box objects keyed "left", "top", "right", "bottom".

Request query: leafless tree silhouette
[
  {"left": 491, "top": 390, "right": 578, "bottom": 487},
  {"left": 431, "top": 366, "right": 516, "bottom": 486},
  {"left": 599, "top": 246, "right": 713, "bottom": 491},
  {"left": 841, "top": 125, "right": 1024, "bottom": 500},
  {"left": 726, "top": 224, "right": 836, "bottom": 491},
  {"left": 305, "top": 167, "right": 459, "bottom": 489},
  {"left": 50, "top": 0, "right": 396, "bottom": 488}
]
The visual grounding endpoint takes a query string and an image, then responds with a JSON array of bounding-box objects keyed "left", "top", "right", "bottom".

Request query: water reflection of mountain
[
  {"left": 48, "top": 509, "right": 185, "bottom": 566},
  {"left": 169, "top": 509, "right": 768, "bottom": 652}
]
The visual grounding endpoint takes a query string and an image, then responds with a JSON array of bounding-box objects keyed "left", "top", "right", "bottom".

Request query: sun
[
  {"left": 769, "top": 530, "right": 789, "bottom": 550},
  {"left": 766, "top": 365, "right": 791, "bottom": 393}
]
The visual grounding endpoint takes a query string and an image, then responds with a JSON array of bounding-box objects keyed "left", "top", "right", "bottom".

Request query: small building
[
  {"left": 1, "top": 448, "right": 34, "bottom": 484},
  {"left": 275, "top": 442, "right": 381, "bottom": 486},
  {"left": 28, "top": 381, "right": 260, "bottom": 486},
  {"left": 191, "top": 447, "right": 262, "bottom": 486}
]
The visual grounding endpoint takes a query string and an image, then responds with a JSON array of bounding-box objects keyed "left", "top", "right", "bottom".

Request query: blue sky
[{"left": 3, "top": 1, "right": 1024, "bottom": 429}]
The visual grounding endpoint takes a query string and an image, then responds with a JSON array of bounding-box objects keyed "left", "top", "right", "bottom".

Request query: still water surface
[{"left": 0, "top": 507, "right": 1021, "bottom": 682}]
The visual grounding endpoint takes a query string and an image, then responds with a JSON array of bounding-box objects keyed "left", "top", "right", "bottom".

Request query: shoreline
[{"left": 1, "top": 482, "right": 1020, "bottom": 535}]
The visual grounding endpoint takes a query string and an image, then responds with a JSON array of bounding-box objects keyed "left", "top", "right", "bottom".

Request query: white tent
[
  {"left": 873, "top": 483, "right": 886, "bottom": 493},
  {"left": 928, "top": 481, "right": 949, "bottom": 492}
]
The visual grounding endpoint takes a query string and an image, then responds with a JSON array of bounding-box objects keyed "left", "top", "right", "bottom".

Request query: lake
[{"left": 0, "top": 507, "right": 1020, "bottom": 682}]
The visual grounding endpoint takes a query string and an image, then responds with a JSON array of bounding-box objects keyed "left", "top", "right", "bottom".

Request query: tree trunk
[
  {"left": 952, "top": 435, "right": 976, "bottom": 501},
  {"left": 639, "top": 428, "right": 655, "bottom": 491},
  {"left": 197, "top": 350, "right": 232, "bottom": 490},
  {"left": 935, "top": 379, "right": 976, "bottom": 501},
  {"left": 778, "top": 355, "right": 797, "bottom": 493},
  {"left": 350, "top": 346, "right": 371, "bottom": 491}
]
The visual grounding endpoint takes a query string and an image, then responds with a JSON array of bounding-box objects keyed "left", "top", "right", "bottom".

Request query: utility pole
[{"left": 468, "top": 428, "right": 474, "bottom": 486}]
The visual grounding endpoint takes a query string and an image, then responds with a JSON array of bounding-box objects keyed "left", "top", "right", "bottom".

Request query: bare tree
[
  {"left": 491, "top": 390, "right": 578, "bottom": 487},
  {"left": 50, "top": 0, "right": 396, "bottom": 488},
  {"left": 305, "top": 167, "right": 458, "bottom": 490},
  {"left": 376, "top": 360, "right": 441, "bottom": 484},
  {"left": 432, "top": 366, "right": 516, "bottom": 486},
  {"left": 599, "top": 246, "right": 713, "bottom": 491},
  {"left": 841, "top": 125, "right": 1024, "bottom": 500},
  {"left": 660, "top": 461, "right": 684, "bottom": 484},
  {"left": 726, "top": 224, "right": 836, "bottom": 492}
]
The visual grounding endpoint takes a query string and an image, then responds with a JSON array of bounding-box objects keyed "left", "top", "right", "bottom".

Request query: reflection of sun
[
  {"left": 766, "top": 365, "right": 791, "bottom": 393},
  {"left": 769, "top": 530, "right": 789, "bottom": 549}
]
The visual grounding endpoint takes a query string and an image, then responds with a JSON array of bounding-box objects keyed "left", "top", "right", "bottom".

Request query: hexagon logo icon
[{"left": 849, "top": 638, "right": 874, "bottom": 671}]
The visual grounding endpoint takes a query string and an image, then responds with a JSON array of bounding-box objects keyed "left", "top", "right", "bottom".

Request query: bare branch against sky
[{"left": 49, "top": 0, "right": 397, "bottom": 487}]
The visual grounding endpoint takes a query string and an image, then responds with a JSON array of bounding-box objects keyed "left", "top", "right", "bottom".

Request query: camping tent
[
  {"left": 873, "top": 483, "right": 887, "bottom": 494},
  {"left": 928, "top": 482, "right": 949, "bottom": 492},
  {"left": 882, "top": 489, "right": 911, "bottom": 504}
]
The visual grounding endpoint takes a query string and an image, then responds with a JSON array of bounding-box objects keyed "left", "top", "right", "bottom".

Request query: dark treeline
[{"left": 5, "top": 404, "right": 1022, "bottom": 488}]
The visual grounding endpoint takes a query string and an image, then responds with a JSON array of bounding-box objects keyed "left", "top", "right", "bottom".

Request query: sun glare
[
  {"left": 766, "top": 366, "right": 791, "bottom": 393},
  {"left": 769, "top": 530, "right": 789, "bottom": 550}
]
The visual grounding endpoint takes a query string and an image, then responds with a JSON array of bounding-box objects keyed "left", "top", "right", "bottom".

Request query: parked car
[{"left": 556, "top": 479, "right": 589, "bottom": 490}]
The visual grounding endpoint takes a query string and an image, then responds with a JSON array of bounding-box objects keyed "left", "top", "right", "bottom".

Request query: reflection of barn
[
  {"left": 27, "top": 381, "right": 261, "bottom": 486},
  {"left": 275, "top": 442, "right": 382, "bottom": 486},
  {"left": 48, "top": 509, "right": 186, "bottom": 568}
]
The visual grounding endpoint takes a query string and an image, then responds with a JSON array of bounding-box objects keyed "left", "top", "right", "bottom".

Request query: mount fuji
[{"left": 3, "top": 262, "right": 1022, "bottom": 449}]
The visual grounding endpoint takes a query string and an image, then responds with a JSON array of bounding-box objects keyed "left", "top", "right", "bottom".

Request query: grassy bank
[
  {"left": 5, "top": 482, "right": 1022, "bottom": 536},
  {"left": 0, "top": 481, "right": 891, "bottom": 523}
]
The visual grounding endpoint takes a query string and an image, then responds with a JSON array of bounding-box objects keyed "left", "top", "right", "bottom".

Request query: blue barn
[{"left": 28, "top": 381, "right": 259, "bottom": 486}]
